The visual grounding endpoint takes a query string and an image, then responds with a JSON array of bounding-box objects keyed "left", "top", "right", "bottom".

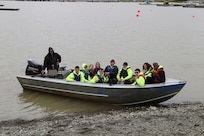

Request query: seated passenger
[
  {"left": 142, "top": 62, "right": 154, "bottom": 84},
  {"left": 93, "top": 62, "right": 101, "bottom": 75},
  {"left": 89, "top": 68, "right": 109, "bottom": 84},
  {"left": 152, "top": 62, "right": 166, "bottom": 83},
  {"left": 88, "top": 64, "right": 95, "bottom": 79},
  {"left": 81, "top": 63, "right": 91, "bottom": 81},
  {"left": 104, "top": 59, "right": 119, "bottom": 84},
  {"left": 132, "top": 68, "right": 146, "bottom": 87},
  {"left": 66, "top": 66, "right": 85, "bottom": 82},
  {"left": 117, "top": 62, "right": 133, "bottom": 84}
]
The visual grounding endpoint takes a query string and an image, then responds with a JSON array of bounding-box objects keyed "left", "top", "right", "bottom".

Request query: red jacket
[{"left": 153, "top": 66, "right": 165, "bottom": 83}]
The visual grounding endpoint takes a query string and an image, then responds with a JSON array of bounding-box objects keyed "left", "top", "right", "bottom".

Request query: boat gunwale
[{"left": 17, "top": 75, "right": 186, "bottom": 89}]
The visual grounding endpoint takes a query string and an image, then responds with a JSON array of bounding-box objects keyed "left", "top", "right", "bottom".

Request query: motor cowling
[{"left": 25, "top": 60, "right": 43, "bottom": 75}]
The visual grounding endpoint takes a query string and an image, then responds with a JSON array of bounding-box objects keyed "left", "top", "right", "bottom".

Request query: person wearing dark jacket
[
  {"left": 42, "top": 47, "right": 61, "bottom": 71},
  {"left": 152, "top": 62, "right": 166, "bottom": 83},
  {"left": 104, "top": 59, "right": 119, "bottom": 84}
]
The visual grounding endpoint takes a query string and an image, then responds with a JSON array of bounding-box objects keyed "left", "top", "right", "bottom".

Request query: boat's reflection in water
[{"left": 18, "top": 89, "right": 121, "bottom": 115}]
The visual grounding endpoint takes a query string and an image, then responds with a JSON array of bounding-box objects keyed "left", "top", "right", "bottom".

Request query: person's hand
[
  {"left": 41, "top": 70, "right": 45, "bottom": 75},
  {"left": 134, "top": 76, "right": 138, "bottom": 80},
  {"left": 96, "top": 79, "right": 99, "bottom": 83},
  {"left": 105, "top": 72, "right": 110, "bottom": 75},
  {"left": 117, "top": 79, "right": 121, "bottom": 84}
]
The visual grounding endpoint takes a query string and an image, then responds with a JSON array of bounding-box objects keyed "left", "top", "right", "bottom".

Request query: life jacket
[
  {"left": 96, "top": 74, "right": 104, "bottom": 83},
  {"left": 81, "top": 69, "right": 89, "bottom": 80},
  {"left": 153, "top": 66, "right": 164, "bottom": 83},
  {"left": 107, "top": 65, "right": 116, "bottom": 72},
  {"left": 138, "top": 73, "right": 146, "bottom": 80},
  {"left": 143, "top": 70, "right": 148, "bottom": 75},
  {"left": 120, "top": 67, "right": 130, "bottom": 78},
  {"left": 74, "top": 73, "right": 81, "bottom": 81}
]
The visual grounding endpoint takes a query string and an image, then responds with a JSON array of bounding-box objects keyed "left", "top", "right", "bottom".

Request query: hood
[
  {"left": 138, "top": 72, "right": 144, "bottom": 76},
  {"left": 48, "top": 47, "right": 54, "bottom": 53},
  {"left": 123, "top": 66, "right": 131, "bottom": 70},
  {"left": 74, "top": 70, "right": 81, "bottom": 75},
  {"left": 82, "top": 63, "right": 88, "bottom": 70},
  {"left": 158, "top": 65, "right": 163, "bottom": 69},
  {"left": 97, "top": 70, "right": 104, "bottom": 76}
]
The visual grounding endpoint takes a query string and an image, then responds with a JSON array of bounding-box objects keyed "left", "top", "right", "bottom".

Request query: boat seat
[{"left": 55, "top": 69, "right": 73, "bottom": 79}]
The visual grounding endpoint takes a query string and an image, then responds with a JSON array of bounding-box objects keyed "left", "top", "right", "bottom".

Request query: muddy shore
[{"left": 0, "top": 103, "right": 204, "bottom": 136}]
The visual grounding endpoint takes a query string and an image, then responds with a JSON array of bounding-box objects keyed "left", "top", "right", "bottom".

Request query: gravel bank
[{"left": 0, "top": 103, "right": 204, "bottom": 136}]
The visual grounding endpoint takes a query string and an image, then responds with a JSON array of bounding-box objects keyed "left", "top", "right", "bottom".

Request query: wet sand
[{"left": 0, "top": 103, "right": 204, "bottom": 136}]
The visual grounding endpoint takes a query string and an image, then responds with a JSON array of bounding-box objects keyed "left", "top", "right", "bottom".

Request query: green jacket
[
  {"left": 117, "top": 66, "right": 133, "bottom": 81},
  {"left": 66, "top": 71, "right": 85, "bottom": 82},
  {"left": 89, "top": 71, "right": 109, "bottom": 84},
  {"left": 132, "top": 72, "right": 145, "bottom": 87},
  {"left": 81, "top": 63, "right": 91, "bottom": 82}
]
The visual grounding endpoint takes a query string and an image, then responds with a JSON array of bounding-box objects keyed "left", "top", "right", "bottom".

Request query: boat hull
[{"left": 17, "top": 75, "right": 186, "bottom": 105}]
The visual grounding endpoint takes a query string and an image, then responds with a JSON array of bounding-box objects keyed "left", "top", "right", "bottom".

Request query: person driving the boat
[
  {"left": 117, "top": 62, "right": 133, "bottom": 84},
  {"left": 89, "top": 68, "right": 109, "bottom": 84},
  {"left": 42, "top": 47, "right": 61, "bottom": 74},
  {"left": 66, "top": 66, "right": 86, "bottom": 82},
  {"left": 132, "top": 68, "right": 146, "bottom": 87}
]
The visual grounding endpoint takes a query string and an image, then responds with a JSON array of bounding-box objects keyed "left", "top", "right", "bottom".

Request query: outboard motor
[{"left": 25, "top": 60, "right": 43, "bottom": 75}]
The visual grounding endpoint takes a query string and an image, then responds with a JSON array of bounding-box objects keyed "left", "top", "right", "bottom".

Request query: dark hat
[
  {"left": 153, "top": 62, "right": 159, "bottom": 67},
  {"left": 123, "top": 62, "right": 128, "bottom": 66}
]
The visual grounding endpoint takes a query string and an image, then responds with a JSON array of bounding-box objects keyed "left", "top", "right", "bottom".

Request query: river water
[{"left": 0, "top": 1, "right": 204, "bottom": 121}]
